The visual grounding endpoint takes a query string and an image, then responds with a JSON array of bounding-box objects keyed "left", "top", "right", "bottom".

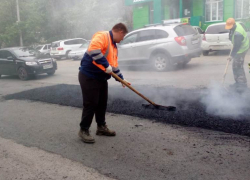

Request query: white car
[
  {"left": 50, "top": 38, "right": 87, "bottom": 59},
  {"left": 35, "top": 44, "right": 51, "bottom": 55},
  {"left": 202, "top": 22, "right": 232, "bottom": 56},
  {"left": 202, "top": 22, "right": 250, "bottom": 56},
  {"left": 68, "top": 41, "right": 89, "bottom": 60}
]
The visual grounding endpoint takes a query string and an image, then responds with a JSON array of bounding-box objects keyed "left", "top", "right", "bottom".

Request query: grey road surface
[
  {"left": 0, "top": 53, "right": 250, "bottom": 180},
  {"left": 1, "top": 51, "right": 249, "bottom": 90}
]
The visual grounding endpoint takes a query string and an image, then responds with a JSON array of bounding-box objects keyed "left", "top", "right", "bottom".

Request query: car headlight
[{"left": 25, "top": 62, "right": 37, "bottom": 66}]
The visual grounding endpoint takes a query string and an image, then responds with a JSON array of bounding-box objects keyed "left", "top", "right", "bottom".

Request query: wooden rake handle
[
  {"left": 222, "top": 46, "right": 233, "bottom": 84},
  {"left": 111, "top": 72, "right": 156, "bottom": 106}
]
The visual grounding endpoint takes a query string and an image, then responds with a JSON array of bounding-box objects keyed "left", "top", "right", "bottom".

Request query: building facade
[{"left": 125, "top": 0, "right": 250, "bottom": 30}]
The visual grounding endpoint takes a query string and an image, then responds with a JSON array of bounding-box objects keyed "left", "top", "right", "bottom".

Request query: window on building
[
  {"left": 235, "top": 0, "right": 250, "bottom": 19},
  {"left": 205, "top": 0, "right": 223, "bottom": 22}
]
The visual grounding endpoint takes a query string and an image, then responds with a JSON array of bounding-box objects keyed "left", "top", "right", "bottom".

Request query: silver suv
[
  {"left": 50, "top": 38, "right": 87, "bottom": 60},
  {"left": 118, "top": 24, "right": 202, "bottom": 71}
]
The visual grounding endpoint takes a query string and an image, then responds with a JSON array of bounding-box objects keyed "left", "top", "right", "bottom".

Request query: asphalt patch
[{"left": 4, "top": 84, "right": 250, "bottom": 137}]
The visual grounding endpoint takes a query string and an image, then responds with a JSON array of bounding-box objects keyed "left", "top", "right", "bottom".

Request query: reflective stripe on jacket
[{"left": 232, "top": 23, "right": 249, "bottom": 54}]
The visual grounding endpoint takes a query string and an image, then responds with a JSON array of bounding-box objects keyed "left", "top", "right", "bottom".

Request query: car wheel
[
  {"left": 18, "top": 67, "right": 29, "bottom": 81},
  {"left": 66, "top": 51, "right": 71, "bottom": 59},
  {"left": 153, "top": 53, "right": 170, "bottom": 71},
  {"left": 203, "top": 51, "right": 209, "bottom": 56},
  {"left": 0, "top": 74, "right": 1, "bottom": 79},
  {"left": 47, "top": 70, "right": 55, "bottom": 76}
]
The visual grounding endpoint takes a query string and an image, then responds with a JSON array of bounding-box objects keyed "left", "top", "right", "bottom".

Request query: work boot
[
  {"left": 96, "top": 125, "right": 116, "bottom": 136},
  {"left": 78, "top": 129, "right": 95, "bottom": 143}
]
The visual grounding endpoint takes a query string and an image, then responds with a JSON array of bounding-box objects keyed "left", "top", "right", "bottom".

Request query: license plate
[
  {"left": 43, "top": 64, "right": 53, "bottom": 69},
  {"left": 211, "top": 45, "right": 226, "bottom": 49},
  {"left": 192, "top": 39, "right": 199, "bottom": 44}
]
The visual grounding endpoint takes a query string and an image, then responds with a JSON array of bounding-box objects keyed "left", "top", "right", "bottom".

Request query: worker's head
[
  {"left": 225, "top": 18, "right": 236, "bottom": 30},
  {"left": 112, "top": 23, "right": 128, "bottom": 43}
]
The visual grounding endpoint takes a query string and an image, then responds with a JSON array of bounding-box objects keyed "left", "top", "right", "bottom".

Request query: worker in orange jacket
[{"left": 78, "top": 23, "right": 129, "bottom": 143}]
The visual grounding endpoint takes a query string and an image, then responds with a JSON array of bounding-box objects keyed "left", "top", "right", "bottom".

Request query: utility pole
[{"left": 16, "top": 0, "right": 23, "bottom": 46}]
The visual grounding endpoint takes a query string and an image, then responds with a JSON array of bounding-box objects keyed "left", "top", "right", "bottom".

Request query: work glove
[
  {"left": 121, "top": 79, "right": 131, "bottom": 88},
  {"left": 105, "top": 65, "right": 112, "bottom": 74},
  {"left": 227, "top": 56, "right": 232, "bottom": 62}
]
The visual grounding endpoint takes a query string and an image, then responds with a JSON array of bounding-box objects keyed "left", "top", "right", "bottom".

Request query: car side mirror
[{"left": 7, "top": 56, "right": 14, "bottom": 60}]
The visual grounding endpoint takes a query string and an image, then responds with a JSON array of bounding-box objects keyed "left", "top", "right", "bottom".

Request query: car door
[
  {"left": 133, "top": 29, "right": 156, "bottom": 61},
  {"left": 0, "top": 50, "right": 5, "bottom": 74},
  {"left": 118, "top": 32, "right": 139, "bottom": 62},
  {"left": 47, "top": 44, "right": 51, "bottom": 54},
  {"left": 0, "top": 50, "right": 16, "bottom": 75},
  {"left": 4, "top": 50, "right": 16, "bottom": 75},
  {"left": 70, "top": 39, "right": 85, "bottom": 51}
]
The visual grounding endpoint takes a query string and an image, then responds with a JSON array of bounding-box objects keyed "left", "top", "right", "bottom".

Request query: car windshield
[
  {"left": 13, "top": 47, "right": 40, "bottom": 57},
  {"left": 80, "top": 42, "right": 89, "bottom": 48},
  {"left": 206, "top": 24, "right": 230, "bottom": 34}
]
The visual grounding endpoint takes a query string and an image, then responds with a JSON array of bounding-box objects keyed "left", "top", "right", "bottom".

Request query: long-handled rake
[{"left": 111, "top": 72, "right": 176, "bottom": 111}]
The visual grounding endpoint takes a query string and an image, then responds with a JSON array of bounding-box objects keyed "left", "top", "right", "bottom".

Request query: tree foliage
[{"left": 0, "top": 0, "right": 132, "bottom": 48}]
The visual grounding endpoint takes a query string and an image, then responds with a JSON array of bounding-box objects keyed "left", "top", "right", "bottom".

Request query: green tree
[{"left": 0, "top": 0, "right": 130, "bottom": 48}]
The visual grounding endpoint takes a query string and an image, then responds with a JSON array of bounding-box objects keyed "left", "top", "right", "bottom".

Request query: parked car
[
  {"left": 118, "top": 24, "right": 202, "bottom": 71},
  {"left": 68, "top": 41, "right": 89, "bottom": 60},
  {"left": 0, "top": 47, "right": 57, "bottom": 80},
  {"left": 50, "top": 38, "right": 87, "bottom": 59},
  {"left": 35, "top": 44, "right": 51, "bottom": 55},
  {"left": 202, "top": 22, "right": 249, "bottom": 56}
]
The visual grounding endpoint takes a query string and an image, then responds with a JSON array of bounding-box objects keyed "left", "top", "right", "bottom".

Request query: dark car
[{"left": 0, "top": 47, "right": 57, "bottom": 80}]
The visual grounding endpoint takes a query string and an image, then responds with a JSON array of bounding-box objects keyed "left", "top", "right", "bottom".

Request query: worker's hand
[
  {"left": 227, "top": 56, "right": 232, "bottom": 61},
  {"left": 121, "top": 79, "right": 131, "bottom": 88},
  {"left": 105, "top": 65, "right": 112, "bottom": 74}
]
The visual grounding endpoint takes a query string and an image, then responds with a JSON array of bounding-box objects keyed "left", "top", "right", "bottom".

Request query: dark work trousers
[
  {"left": 78, "top": 72, "right": 108, "bottom": 130},
  {"left": 232, "top": 51, "right": 248, "bottom": 87}
]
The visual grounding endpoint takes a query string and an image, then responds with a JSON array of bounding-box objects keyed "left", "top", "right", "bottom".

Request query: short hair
[{"left": 112, "top": 23, "right": 128, "bottom": 34}]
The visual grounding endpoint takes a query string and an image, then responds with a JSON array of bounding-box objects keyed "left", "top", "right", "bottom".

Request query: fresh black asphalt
[{"left": 4, "top": 84, "right": 250, "bottom": 137}]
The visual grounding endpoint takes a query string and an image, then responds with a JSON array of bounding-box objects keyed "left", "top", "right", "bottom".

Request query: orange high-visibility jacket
[
  {"left": 80, "top": 31, "right": 123, "bottom": 80},
  {"left": 87, "top": 31, "right": 120, "bottom": 72}
]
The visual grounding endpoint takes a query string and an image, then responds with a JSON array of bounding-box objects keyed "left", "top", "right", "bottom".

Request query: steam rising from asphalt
[{"left": 201, "top": 82, "right": 250, "bottom": 118}]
